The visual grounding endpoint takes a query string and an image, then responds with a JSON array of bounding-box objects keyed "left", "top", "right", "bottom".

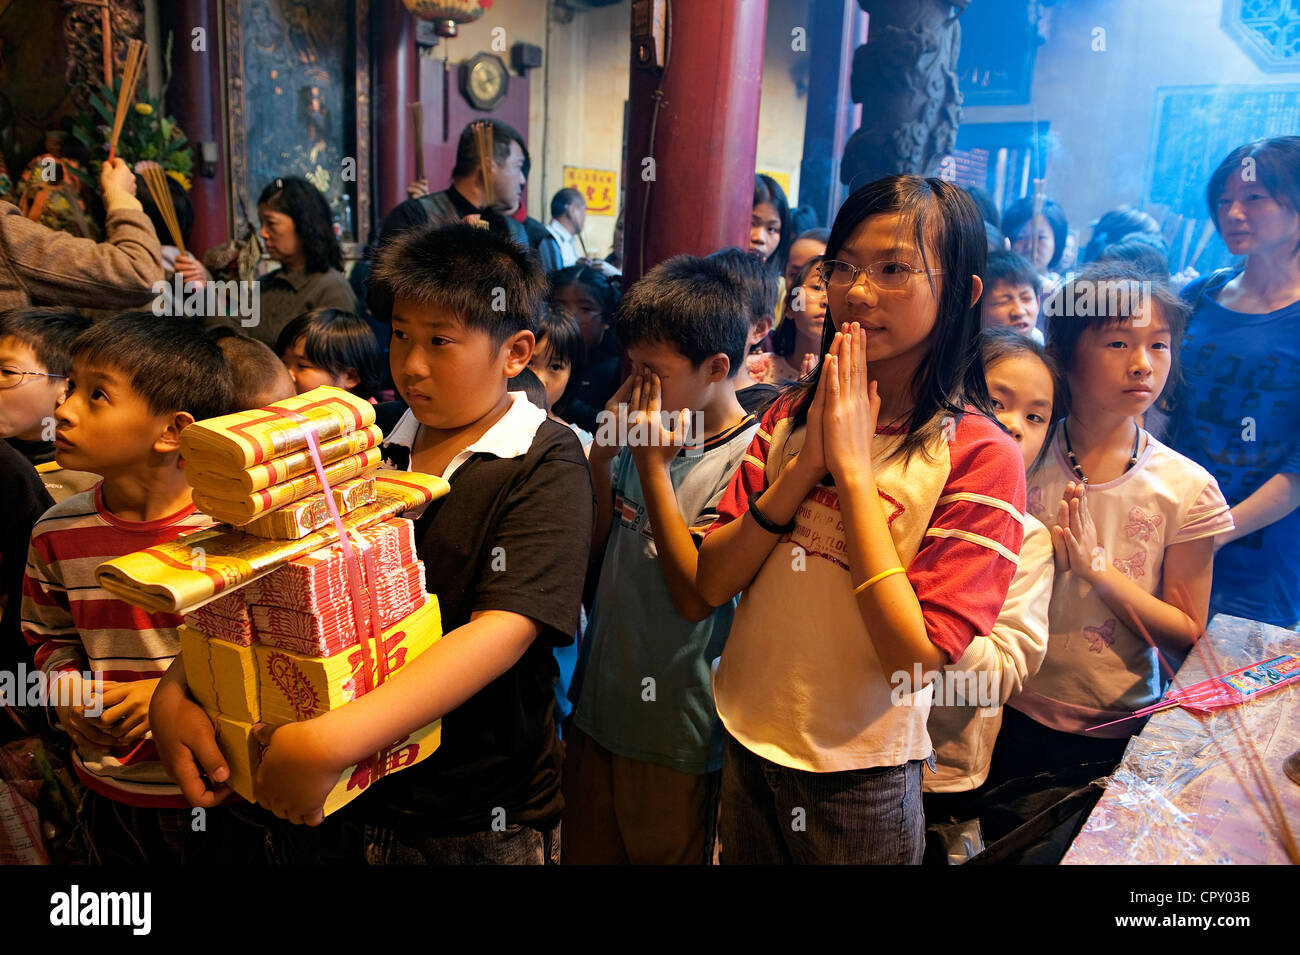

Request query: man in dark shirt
[
  {"left": 369, "top": 120, "right": 531, "bottom": 325},
  {"left": 376, "top": 120, "right": 529, "bottom": 249}
]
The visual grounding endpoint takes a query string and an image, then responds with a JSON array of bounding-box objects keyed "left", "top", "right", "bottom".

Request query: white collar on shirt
[
  {"left": 546, "top": 219, "right": 580, "bottom": 249},
  {"left": 383, "top": 391, "right": 547, "bottom": 481}
]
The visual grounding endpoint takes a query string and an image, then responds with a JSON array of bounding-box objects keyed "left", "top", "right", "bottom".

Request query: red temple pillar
[
  {"left": 373, "top": 2, "right": 419, "bottom": 228},
  {"left": 623, "top": 0, "right": 768, "bottom": 283},
  {"left": 159, "top": 0, "right": 226, "bottom": 256}
]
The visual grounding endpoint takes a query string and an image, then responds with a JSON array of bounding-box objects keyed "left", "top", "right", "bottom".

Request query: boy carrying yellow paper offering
[{"left": 150, "top": 224, "right": 593, "bottom": 863}]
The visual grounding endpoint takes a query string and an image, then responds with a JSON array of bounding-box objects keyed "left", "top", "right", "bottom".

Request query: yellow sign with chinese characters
[{"left": 563, "top": 166, "right": 618, "bottom": 216}]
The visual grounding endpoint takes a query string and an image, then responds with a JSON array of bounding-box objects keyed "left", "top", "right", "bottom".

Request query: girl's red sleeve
[
  {"left": 707, "top": 402, "right": 788, "bottom": 534},
  {"left": 907, "top": 414, "right": 1027, "bottom": 664}
]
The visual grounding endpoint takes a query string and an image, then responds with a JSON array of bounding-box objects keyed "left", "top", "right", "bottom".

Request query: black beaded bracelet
[{"left": 748, "top": 491, "right": 796, "bottom": 535}]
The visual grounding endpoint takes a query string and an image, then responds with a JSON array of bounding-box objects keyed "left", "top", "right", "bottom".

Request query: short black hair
[
  {"left": 790, "top": 203, "right": 820, "bottom": 235},
  {"left": 451, "top": 119, "right": 528, "bottom": 181},
  {"left": 536, "top": 303, "right": 586, "bottom": 388},
  {"left": 984, "top": 251, "right": 1041, "bottom": 295},
  {"left": 1002, "top": 197, "right": 1070, "bottom": 271},
  {"left": 980, "top": 327, "right": 1065, "bottom": 473},
  {"left": 211, "top": 330, "right": 294, "bottom": 410},
  {"left": 507, "top": 366, "right": 549, "bottom": 412},
  {"left": 0, "top": 307, "right": 91, "bottom": 378},
  {"left": 1206, "top": 136, "right": 1300, "bottom": 255},
  {"left": 550, "top": 188, "right": 584, "bottom": 221},
  {"left": 274, "top": 308, "right": 385, "bottom": 400},
  {"left": 373, "top": 222, "right": 549, "bottom": 346},
  {"left": 1044, "top": 262, "right": 1187, "bottom": 405},
  {"left": 794, "top": 227, "right": 830, "bottom": 245},
  {"left": 70, "top": 312, "right": 235, "bottom": 422},
  {"left": 1096, "top": 237, "right": 1170, "bottom": 282},
  {"left": 549, "top": 265, "right": 621, "bottom": 325},
  {"left": 614, "top": 254, "right": 749, "bottom": 376},
  {"left": 257, "top": 176, "right": 343, "bottom": 273},
  {"left": 1080, "top": 205, "right": 1161, "bottom": 264},
  {"left": 706, "top": 247, "right": 779, "bottom": 327}
]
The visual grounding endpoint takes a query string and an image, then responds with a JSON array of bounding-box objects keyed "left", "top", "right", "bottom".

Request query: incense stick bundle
[
  {"left": 1197, "top": 633, "right": 1300, "bottom": 864},
  {"left": 142, "top": 164, "right": 184, "bottom": 252},
  {"left": 1163, "top": 213, "right": 1184, "bottom": 250},
  {"left": 1179, "top": 218, "right": 1196, "bottom": 273},
  {"left": 1030, "top": 178, "right": 1046, "bottom": 267},
  {"left": 1165, "top": 582, "right": 1300, "bottom": 864},
  {"left": 473, "top": 121, "right": 495, "bottom": 207},
  {"left": 408, "top": 103, "right": 425, "bottom": 182},
  {"left": 1190, "top": 220, "right": 1216, "bottom": 269},
  {"left": 108, "top": 39, "right": 146, "bottom": 162}
]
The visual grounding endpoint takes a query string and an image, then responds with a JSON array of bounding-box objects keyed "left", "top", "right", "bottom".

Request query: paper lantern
[{"left": 402, "top": 0, "right": 492, "bottom": 37}]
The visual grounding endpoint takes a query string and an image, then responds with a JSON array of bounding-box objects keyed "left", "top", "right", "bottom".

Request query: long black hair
[
  {"left": 771, "top": 255, "right": 824, "bottom": 359},
  {"left": 257, "top": 176, "right": 343, "bottom": 273},
  {"left": 754, "top": 174, "right": 793, "bottom": 276},
  {"left": 781, "top": 175, "right": 992, "bottom": 465},
  {"left": 1002, "top": 197, "right": 1069, "bottom": 272}
]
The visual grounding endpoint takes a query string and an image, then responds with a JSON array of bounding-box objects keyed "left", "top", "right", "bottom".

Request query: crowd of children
[{"left": 2, "top": 132, "right": 1297, "bottom": 866}]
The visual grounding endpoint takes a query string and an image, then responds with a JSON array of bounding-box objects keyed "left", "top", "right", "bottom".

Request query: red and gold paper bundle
[
  {"left": 241, "top": 475, "right": 377, "bottom": 540},
  {"left": 95, "top": 473, "right": 448, "bottom": 615},
  {"left": 179, "top": 386, "right": 386, "bottom": 527},
  {"left": 253, "top": 568, "right": 426, "bottom": 658},
  {"left": 186, "top": 425, "right": 383, "bottom": 494},
  {"left": 179, "top": 626, "right": 259, "bottom": 721},
  {"left": 184, "top": 591, "right": 255, "bottom": 646},
  {"left": 192, "top": 448, "right": 383, "bottom": 526},
  {"left": 178, "top": 386, "right": 376, "bottom": 471},
  {"left": 246, "top": 518, "right": 417, "bottom": 609},
  {"left": 185, "top": 598, "right": 444, "bottom": 816}
]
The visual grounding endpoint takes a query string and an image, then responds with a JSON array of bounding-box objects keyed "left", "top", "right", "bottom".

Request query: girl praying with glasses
[{"left": 696, "top": 175, "right": 1026, "bottom": 864}]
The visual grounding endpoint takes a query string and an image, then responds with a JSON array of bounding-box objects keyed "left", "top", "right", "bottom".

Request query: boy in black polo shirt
[{"left": 150, "top": 224, "right": 591, "bottom": 864}]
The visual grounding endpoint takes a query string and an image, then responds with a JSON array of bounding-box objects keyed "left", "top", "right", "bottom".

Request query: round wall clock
[{"left": 460, "top": 52, "right": 509, "bottom": 111}]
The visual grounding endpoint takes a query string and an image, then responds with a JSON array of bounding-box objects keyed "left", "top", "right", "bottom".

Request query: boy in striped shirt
[{"left": 21, "top": 312, "right": 235, "bottom": 861}]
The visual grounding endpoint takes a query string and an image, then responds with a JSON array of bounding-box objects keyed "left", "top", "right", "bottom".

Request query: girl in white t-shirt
[{"left": 992, "top": 264, "right": 1234, "bottom": 784}]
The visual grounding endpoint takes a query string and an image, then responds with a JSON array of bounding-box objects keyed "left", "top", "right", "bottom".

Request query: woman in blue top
[{"left": 1168, "top": 137, "right": 1300, "bottom": 628}]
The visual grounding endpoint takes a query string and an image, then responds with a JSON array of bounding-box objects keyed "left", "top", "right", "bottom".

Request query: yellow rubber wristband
[{"left": 852, "top": 566, "right": 906, "bottom": 595}]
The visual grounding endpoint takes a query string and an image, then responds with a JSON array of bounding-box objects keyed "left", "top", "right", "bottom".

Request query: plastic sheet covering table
[{"left": 1064, "top": 615, "right": 1300, "bottom": 865}]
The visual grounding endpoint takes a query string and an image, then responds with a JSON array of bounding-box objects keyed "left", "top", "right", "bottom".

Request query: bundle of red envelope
[{"left": 184, "top": 518, "right": 426, "bottom": 657}]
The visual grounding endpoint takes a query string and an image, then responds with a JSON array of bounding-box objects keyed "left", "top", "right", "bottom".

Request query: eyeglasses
[
  {"left": 819, "top": 259, "right": 943, "bottom": 291},
  {"left": 0, "top": 366, "right": 67, "bottom": 390}
]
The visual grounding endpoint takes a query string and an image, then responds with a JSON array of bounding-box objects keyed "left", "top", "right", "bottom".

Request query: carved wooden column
[{"left": 841, "top": 0, "right": 967, "bottom": 190}]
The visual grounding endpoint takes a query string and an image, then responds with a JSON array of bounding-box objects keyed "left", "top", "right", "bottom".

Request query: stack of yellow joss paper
[
  {"left": 181, "top": 597, "right": 443, "bottom": 815},
  {"left": 95, "top": 385, "right": 454, "bottom": 817},
  {"left": 179, "top": 386, "right": 385, "bottom": 535}
]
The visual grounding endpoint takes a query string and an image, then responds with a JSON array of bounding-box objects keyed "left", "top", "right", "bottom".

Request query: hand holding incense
[{"left": 140, "top": 162, "right": 185, "bottom": 252}]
